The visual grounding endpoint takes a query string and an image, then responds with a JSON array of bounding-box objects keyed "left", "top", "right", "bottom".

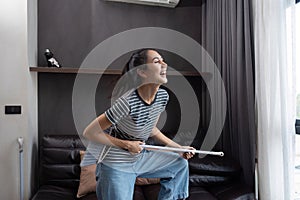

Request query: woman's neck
[{"left": 137, "top": 84, "right": 160, "bottom": 105}]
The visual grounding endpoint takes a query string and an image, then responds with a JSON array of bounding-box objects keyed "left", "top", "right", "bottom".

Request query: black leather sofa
[{"left": 31, "top": 135, "right": 254, "bottom": 200}]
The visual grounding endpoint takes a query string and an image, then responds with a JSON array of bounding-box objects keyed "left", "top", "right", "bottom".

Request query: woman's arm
[
  {"left": 83, "top": 113, "right": 144, "bottom": 154},
  {"left": 151, "top": 127, "right": 181, "bottom": 148},
  {"left": 151, "top": 127, "right": 195, "bottom": 159}
]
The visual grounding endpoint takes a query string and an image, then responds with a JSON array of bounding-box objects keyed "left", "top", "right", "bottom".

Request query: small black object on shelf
[{"left": 44, "top": 49, "right": 61, "bottom": 68}]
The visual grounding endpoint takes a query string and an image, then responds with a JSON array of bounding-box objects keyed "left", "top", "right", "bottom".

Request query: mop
[{"left": 140, "top": 144, "right": 224, "bottom": 157}]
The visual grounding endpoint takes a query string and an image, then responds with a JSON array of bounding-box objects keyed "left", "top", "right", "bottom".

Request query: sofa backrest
[{"left": 39, "top": 135, "right": 86, "bottom": 189}]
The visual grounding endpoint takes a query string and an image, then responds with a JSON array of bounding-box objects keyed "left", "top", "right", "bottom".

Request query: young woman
[{"left": 83, "top": 49, "right": 195, "bottom": 200}]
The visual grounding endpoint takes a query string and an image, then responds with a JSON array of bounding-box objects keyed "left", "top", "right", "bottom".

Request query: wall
[
  {"left": 27, "top": 0, "right": 38, "bottom": 195},
  {"left": 0, "top": 0, "right": 37, "bottom": 199},
  {"left": 38, "top": 0, "right": 201, "bottom": 67}
]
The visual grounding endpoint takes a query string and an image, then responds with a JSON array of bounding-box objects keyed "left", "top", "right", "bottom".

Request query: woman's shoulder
[
  {"left": 114, "top": 89, "right": 137, "bottom": 108},
  {"left": 114, "top": 89, "right": 135, "bottom": 101},
  {"left": 158, "top": 87, "right": 169, "bottom": 97},
  {"left": 157, "top": 88, "right": 169, "bottom": 103}
]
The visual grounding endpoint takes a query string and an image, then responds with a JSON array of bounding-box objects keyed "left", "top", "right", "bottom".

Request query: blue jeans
[{"left": 95, "top": 150, "right": 189, "bottom": 200}]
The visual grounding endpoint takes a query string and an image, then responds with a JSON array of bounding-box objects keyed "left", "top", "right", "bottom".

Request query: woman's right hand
[{"left": 124, "top": 140, "right": 144, "bottom": 154}]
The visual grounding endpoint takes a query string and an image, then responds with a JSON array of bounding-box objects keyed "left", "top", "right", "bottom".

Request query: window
[
  {"left": 295, "top": 2, "right": 300, "bottom": 198},
  {"left": 297, "top": 2, "right": 300, "bottom": 119}
]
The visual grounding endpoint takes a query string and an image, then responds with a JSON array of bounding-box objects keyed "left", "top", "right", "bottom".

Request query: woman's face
[{"left": 140, "top": 50, "right": 168, "bottom": 85}]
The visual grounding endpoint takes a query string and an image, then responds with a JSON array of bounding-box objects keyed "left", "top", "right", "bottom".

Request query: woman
[{"left": 83, "top": 49, "right": 195, "bottom": 200}]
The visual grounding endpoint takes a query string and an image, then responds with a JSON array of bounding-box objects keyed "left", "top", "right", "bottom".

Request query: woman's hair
[
  {"left": 111, "top": 48, "right": 159, "bottom": 101},
  {"left": 122, "top": 48, "right": 152, "bottom": 75}
]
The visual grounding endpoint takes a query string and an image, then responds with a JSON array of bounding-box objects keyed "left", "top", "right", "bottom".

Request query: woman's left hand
[{"left": 180, "top": 146, "right": 195, "bottom": 160}]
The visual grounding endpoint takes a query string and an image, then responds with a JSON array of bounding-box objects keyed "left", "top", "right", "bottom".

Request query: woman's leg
[
  {"left": 134, "top": 150, "right": 189, "bottom": 200},
  {"left": 158, "top": 158, "right": 189, "bottom": 200},
  {"left": 95, "top": 163, "right": 136, "bottom": 200}
]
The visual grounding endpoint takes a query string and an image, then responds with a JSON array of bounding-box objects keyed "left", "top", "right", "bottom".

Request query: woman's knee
[{"left": 177, "top": 157, "right": 188, "bottom": 169}]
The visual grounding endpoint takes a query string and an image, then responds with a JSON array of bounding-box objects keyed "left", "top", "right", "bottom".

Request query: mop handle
[{"left": 140, "top": 144, "right": 224, "bottom": 157}]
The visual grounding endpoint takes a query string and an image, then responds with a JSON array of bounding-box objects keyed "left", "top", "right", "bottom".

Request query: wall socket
[{"left": 5, "top": 105, "right": 22, "bottom": 114}]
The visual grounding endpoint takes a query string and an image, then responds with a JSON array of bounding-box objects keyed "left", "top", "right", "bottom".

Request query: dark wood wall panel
[{"left": 38, "top": 0, "right": 201, "bottom": 67}]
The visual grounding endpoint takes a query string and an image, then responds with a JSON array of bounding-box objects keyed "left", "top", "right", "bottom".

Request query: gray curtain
[{"left": 200, "top": 0, "right": 256, "bottom": 187}]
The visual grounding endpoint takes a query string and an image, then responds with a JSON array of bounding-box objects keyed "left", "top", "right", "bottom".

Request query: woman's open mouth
[{"left": 160, "top": 71, "right": 167, "bottom": 76}]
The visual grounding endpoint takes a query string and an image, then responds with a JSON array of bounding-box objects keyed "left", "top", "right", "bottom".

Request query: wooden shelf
[
  {"left": 29, "top": 67, "right": 121, "bottom": 75},
  {"left": 29, "top": 67, "right": 205, "bottom": 77}
]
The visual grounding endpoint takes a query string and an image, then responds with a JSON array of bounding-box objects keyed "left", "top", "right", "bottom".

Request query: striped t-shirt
[
  {"left": 102, "top": 88, "right": 169, "bottom": 163},
  {"left": 80, "top": 88, "right": 169, "bottom": 166}
]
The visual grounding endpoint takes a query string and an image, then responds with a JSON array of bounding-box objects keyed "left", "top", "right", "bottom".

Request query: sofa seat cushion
[
  {"left": 31, "top": 185, "right": 78, "bottom": 200},
  {"left": 188, "top": 186, "right": 217, "bottom": 200},
  {"left": 188, "top": 155, "right": 241, "bottom": 176},
  {"left": 208, "top": 181, "right": 255, "bottom": 200},
  {"left": 189, "top": 173, "right": 234, "bottom": 187},
  {"left": 139, "top": 184, "right": 160, "bottom": 200},
  {"left": 139, "top": 184, "right": 218, "bottom": 200},
  {"left": 78, "top": 185, "right": 145, "bottom": 200}
]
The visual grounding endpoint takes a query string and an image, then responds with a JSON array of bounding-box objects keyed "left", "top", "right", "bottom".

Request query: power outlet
[{"left": 5, "top": 105, "right": 22, "bottom": 114}]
